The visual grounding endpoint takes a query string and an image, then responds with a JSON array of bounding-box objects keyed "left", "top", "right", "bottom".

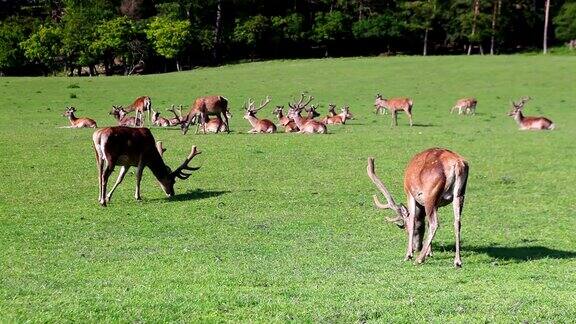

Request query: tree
[
  {"left": 91, "top": 17, "right": 141, "bottom": 75},
  {"left": 312, "top": 11, "right": 349, "bottom": 56},
  {"left": 0, "top": 17, "right": 29, "bottom": 75},
  {"left": 403, "top": 1, "right": 438, "bottom": 55},
  {"left": 554, "top": 2, "right": 576, "bottom": 43},
  {"left": 543, "top": 0, "right": 550, "bottom": 54},
  {"left": 352, "top": 12, "right": 402, "bottom": 53},
  {"left": 20, "top": 25, "right": 63, "bottom": 75},
  {"left": 233, "top": 15, "right": 270, "bottom": 57},
  {"left": 146, "top": 17, "right": 191, "bottom": 71}
]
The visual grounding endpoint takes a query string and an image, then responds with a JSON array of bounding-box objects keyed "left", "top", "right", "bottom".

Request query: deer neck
[
  {"left": 147, "top": 150, "right": 171, "bottom": 181},
  {"left": 68, "top": 112, "right": 78, "bottom": 124},
  {"left": 246, "top": 114, "right": 260, "bottom": 127},
  {"left": 292, "top": 113, "right": 305, "bottom": 128},
  {"left": 514, "top": 111, "right": 525, "bottom": 125}
]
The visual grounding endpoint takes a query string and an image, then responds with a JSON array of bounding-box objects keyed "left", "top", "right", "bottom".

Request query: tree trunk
[
  {"left": 176, "top": 59, "right": 181, "bottom": 72},
  {"left": 423, "top": 28, "right": 429, "bottom": 56},
  {"left": 212, "top": 0, "right": 223, "bottom": 65},
  {"left": 543, "top": 0, "right": 550, "bottom": 54},
  {"left": 490, "top": 0, "right": 501, "bottom": 55},
  {"left": 468, "top": 0, "right": 480, "bottom": 55}
]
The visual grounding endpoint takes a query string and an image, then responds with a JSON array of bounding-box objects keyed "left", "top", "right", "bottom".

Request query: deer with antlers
[
  {"left": 508, "top": 97, "right": 555, "bottom": 130},
  {"left": 273, "top": 106, "right": 299, "bottom": 133},
  {"left": 151, "top": 110, "right": 172, "bottom": 127},
  {"left": 374, "top": 94, "right": 414, "bottom": 126},
  {"left": 321, "top": 105, "right": 353, "bottom": 125},
  {"left": 166, "top": 105, "right": 185, "bottom": 125},
  {"left": 110, "top": 106, "right": 142, "bottom": 127},
  {"left": 180, "top": 96, "right": 230, "bottom": 134},
  {"left": 243, "top": 96, "right": 277, "bottom": 133},
  {"left": 62, "top": 107, "right": 97, "bottom": 128},
  {"left": 121, "top": 96, "right": 152, "bottom": 125},
  {"left": 92, "top": 127, "right": 201, "bottom": 206},
  {"left": 451, "top": 98, "right": 477, "bottom": 115},
  {"left": 287, "top": 94, "right": 327, "bottom": 134},
  {"left": 367, "top": 148, "right": 469, "bottom": 267}
]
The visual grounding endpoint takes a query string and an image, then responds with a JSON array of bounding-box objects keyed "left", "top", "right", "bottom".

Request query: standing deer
[
  {"left": 321, "top": 106, "right": 353, "bottom": 125},
  {"left": 508, "top": 97, "right": 555, "bottom": 130},
  {"left": 110, "top": 106, "right": 142, "bottom": 127},
  {"left": 374, "top": 94, "right": 414, "bottom": 126},
  {"left": 451, "top": 98, "right": 477, "bottom": 115},
  {"left": 367, "top": 148, "right": 469, "bottom": 267},
  {"left": 273, "top": 106, "right": 299, "bottom": 133},
  {"left": 180, "top": 96, "right": 230, "bottom": 134},
  {"left": 62, "top": 107, "right": 97, "bottom": 128},
  {"left": 122, "top": 96, "right": 152, "bottom": 124},
  {"left": 243, "top": 96, "right": 277, "bottom": 133},
  {"left": 287, "top": 94, "right": 327, "bottom": 134},
  {"left": 92, "top": 127, "right": 201, "bottom": 206}
]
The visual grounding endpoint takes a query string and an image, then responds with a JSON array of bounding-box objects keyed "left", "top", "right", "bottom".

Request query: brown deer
[
  {"left": 110, "top": 106, "right": 141, "bottom": 127},
  {"left": 198, "top": 117, "right": 228, "bottom": 133},
  {"left": 166, "top": 105, "right": 185, "bottom": 126},
  {"left": 451, "top": 98, "right": 477, "bottom": 115},
  {"left": 92, "top": 127, "right": 201, "bottom": 206},
  {"left": 508, "top": 97, "right": 555, "bottom": 130},
  {"left": 122, "top": 96, "right": 152, "bottom": 124},
  {"left": 303, "top": 105, "right": 321, "bottom": 122},
  {"left": 273, "top": 106, "right": 299, "bottom": 133},
  {"left": 62, "top": 107, "right": 97, "bottom": 128},
  {"left": 367, "top": 148, "right": 469, "bottom": 267},
  {"left": 180, "top": 96, "right": 230, "bottom": 134},
  {"left": 374, "top": 94, "right": 414, "bottom": 126},
  {"left": 287, "top": 95, "right": 327, "bottom": 134},
  {"left": 243, "top": 96, "right": 277, "bottom": 133},
  {"left": 151, "top": 110, "right": 171, "bottom": 127},
  {"left": 321, "top": 106, "right": 353, "bottom": 125}
]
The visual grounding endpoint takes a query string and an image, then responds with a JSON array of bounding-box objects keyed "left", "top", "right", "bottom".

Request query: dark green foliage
[{"left": 554, "top": 2, "right": 576, "bottom": 42}]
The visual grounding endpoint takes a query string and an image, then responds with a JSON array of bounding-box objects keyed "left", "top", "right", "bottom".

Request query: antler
[
  {"left": 255, "top": 95, "right": 271, "bottom": 111},
  {"left": 367, "top": 157, "right": 404, "bottom": 223},
  {"left": 170, "top": 146, "right": 202, "bottom": 180},
  {"left": 290, "top": 93, "right": 314, "bottom": 110}
]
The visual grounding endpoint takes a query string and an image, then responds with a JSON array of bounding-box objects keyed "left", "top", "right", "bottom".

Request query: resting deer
[
  {"left": 273, "top": 106, "right": 299, "bottom": 132},
  {"left": 166, "top": 105, "right": 185, "bottom": 126},
  {"left": 243, "top": 96, "right": 277, "bottom": 133},
  {"left": 374, "top": 94, "right": 414, "bottom": 126},
  {"left": 321, "top": 106, "right": 353, "bottom": 125},
  {"left": 508, "top": 97, "right": 555, "bottom": 130},
  {"left": 62, "top": 107, "right": 97, "bottom": 128},
  {"left": 110, "top": 106, "right": 141, "bottom": 127},
  {"left": 151, "top": 110, "right": 171, "bottom": 127},
  {"left": 451, "top": 98, "right": 477, "bottom": 115},
  {"left": 367, "top": 148, "right": 469, "bottom": 267},
  {"left": 287, "top": 94, "right": 327, "bottom": 134},
  {"left": 180, "top": 96, "right": 230, "bottom": 134},
  {"left": 303, "top": 105, "right": 321, "bottom": 122},
  {"left": 92, "top": 126, "right": 201, "bottom": 206},
  {"left": 122, "top": 96, "right": 152, "bottom": 124}
]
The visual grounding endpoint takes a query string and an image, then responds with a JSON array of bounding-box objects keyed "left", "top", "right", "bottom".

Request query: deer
[
  {"left": 367, "top": 148, "right": 469, "bottom": 268},
  {"left": 180, "top": 96, "right": 230, "bottom": 135},
  {"left": 374, "top": 94, "right": 414, "bottom": 126},
  {"left": 287, "top": 94, "right": 327, "bottom": 134},
  {"left": 243, "top": 96, "right": 277, "bottom": 134},
  {"left": 303, "top": 105, "right": 321, "bottom": 122},
  {"left": 122, "top": 96, "right": 152, "bottom": 125},
  {"left": 273, "top": 106, "right": 299, "bottom": 133},
  {"left": 151, "top": 110, "right": 172, "bottom": 127},
  {"left": 166, "top": 105, "right": 185, "bottom": 126},
  {"left": 508, "top": 97, "right": 555, "bottom": 130},
  {"left": 110, "top": 106, "right": 142, "bottom": 127},
  {"left": 92, "top": 126, "right": 201, "bottom": 206},
  {"left": 451, "top": 98, "right": 477, "bottom": 115},
  {"left": 62, "top": 107, "right": 97, "bottom": 128},
  {"left": 321, "top": 106, "right": 353, "bottom": 125}
]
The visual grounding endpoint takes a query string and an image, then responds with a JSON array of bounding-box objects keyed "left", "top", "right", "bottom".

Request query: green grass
[{"left": 1, "top": 55, "right": 576, "bottom": 322}]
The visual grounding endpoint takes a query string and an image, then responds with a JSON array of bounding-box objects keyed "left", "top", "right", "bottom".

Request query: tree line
[{"left": 1, "top": 0, "right": 575, "bottom": 76}]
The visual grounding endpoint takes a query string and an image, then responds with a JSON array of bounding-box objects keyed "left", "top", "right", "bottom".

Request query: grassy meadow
[{"left": 1, "top": 55, "right": 575, "bottom": 322}]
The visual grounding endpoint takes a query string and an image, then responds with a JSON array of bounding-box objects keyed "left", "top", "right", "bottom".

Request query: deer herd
[{"left": 60, "top": 91, "right": 556, "bottom": 268}]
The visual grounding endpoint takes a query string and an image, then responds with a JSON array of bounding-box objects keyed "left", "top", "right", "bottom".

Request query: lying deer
[
  {"left": 451, "top": 98, "right": 477, "bottom": 115},
  {"left": 374, "top": 94, "right": 414, "bottom": 126},
  {"left": 287, "top": 94, "right": 327, "bottom": 134},
  {"left": 321, "top": 106, "right": 353, "bottom": 125},
  {"left": 244, "top": 96, "right": 277, "bottom": 133},
  {"left": 367, "top": 148, "right": 469, "bottom": 267},
  {"left": 92, "top": 126, "right": 201, "bottom": 206},
  {"left": 508, "top": 97, "right": 555, "bottom": 130},
  {"left": 166, "top": 105, "right": 185, "bottom": 125},
  {"left": 110, "top": 106, "right": 141, "bottom": 127},
  {"left": 180, "top": 95, "right": 230, "bottom": 134},
  {"left": 122, "top": 96, "right": 152, "bottom": 125},
  {"left": 62, "top": 107, "right": 97, "bottom": 128},
  {"left": 273, "top": 106, "right": 299, "bottom": 132},
  {"left": 151, "top": 110, "right": 171, "bottom": 127}
]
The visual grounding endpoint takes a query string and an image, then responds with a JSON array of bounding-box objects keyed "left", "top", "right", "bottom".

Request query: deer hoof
[
  {"left": 404, "top": 255, "right": 413, "bottom": 261},
  {"left": 454, "top": 260, "right": 462, "bottom": 268}
]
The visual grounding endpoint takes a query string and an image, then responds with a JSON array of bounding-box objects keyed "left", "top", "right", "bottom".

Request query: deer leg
[
  {"left": 134, "top": 162, "right": 144, "bottom": 201},
  {"left": 97, "top": 158, "right": 105, "bottom": 205},
  {"left": 222, "top": 112, "right": 230, "bottom": 133},
  {"left": 453, "top": 195, "right": 465, "bottom": 268},
  {"left": 106, "top": 166, "right": 129, "bottom": 202},
  {"left": 408, "top": 110, "right": 413, "bottom": 127},
  {"left": 101, "top": 164, "right": 115, "bottom": 206},
  {"left": 417, "top": 206, "right": 438, "bottom": 264},
  {"left": 450, "top": 106, "right": 457, "bottom": 114},
  {"left": 392, "top": 111, "right": 398, "bottom": 127},
  {"left": 404, "top": 203, "right": 416, "bottom": 261}
]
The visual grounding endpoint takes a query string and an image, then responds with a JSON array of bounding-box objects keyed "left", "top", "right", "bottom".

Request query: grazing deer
[
  {"left": 321, "top": 106, "right": 353, "bottom": 125},
  {"left": 92, "top": 127, "right": 201, "bottom": 206},
  {"left": 508, "top": 97, "right": 555, "bottom": 130},
  {"left": 367, "top": 148, "right": 469, "bottom": 267},
  {"left": 273, "top": 106, "right": 299, "bottom": 133},
  {"left": 122, "top": 96, "right": 152, "bottom": 124},
  {"left": 110, "top": 106, "right": 141, "bottom": 127},
  {"left": 374, "top": 94, "right": 414, "bottom": 126},
  {"left": 287, "top": 94, "right": 327, "bottom": 134},
  {"left": 243, "top": 96, "right": 277, "bottom": 133},
  {"left": 62, "top": 107, "right": 97, "bottom": 128},
  {"left": 151, "top": 110, "right": 171, "bottom": 127},
  {"left": 180, "top": 96, "right": 230, "bottom": 134},
  {"left": 451, "top": 98, "right": 477, "bottom": 115}
]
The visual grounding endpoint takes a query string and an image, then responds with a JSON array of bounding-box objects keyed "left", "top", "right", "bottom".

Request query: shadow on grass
[
  {"left": 158, "top": 189, "right": 230, "bottom": 202},
  {"left": 411, "top": 123, "right": 435, "bottom": 127},
  {"left": 433, "top": 243, "right": 576, "bottom": 262}
]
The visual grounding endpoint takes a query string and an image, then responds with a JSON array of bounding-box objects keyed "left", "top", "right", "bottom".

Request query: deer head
[
  {"left": 63, "top": 106, "right": 76, "bottom": 117},
  {"left": 243, "top": 96, "right": 271, "bottom": 119},
  {"left": 273, "top": 105, "right": 284, "bottom": 116},
  {"left": 157, "top": 145, "right": 202, "bottom": 197},
  {"left": 367, "top": 157, "right": 409, "bottom": 228},
  {"left": 342, "top": 106, "right": 353, "bottom": 119},
  {"left": 508, "top": 96, "right": 532, "bottom": 116},
  {"left": 305, "top": 105, "right": 321, "bottom": 118}
]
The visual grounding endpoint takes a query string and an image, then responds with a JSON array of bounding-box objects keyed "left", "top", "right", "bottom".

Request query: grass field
[{"left": 1, "top": 55, "right": 575, "bottom": 322}]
